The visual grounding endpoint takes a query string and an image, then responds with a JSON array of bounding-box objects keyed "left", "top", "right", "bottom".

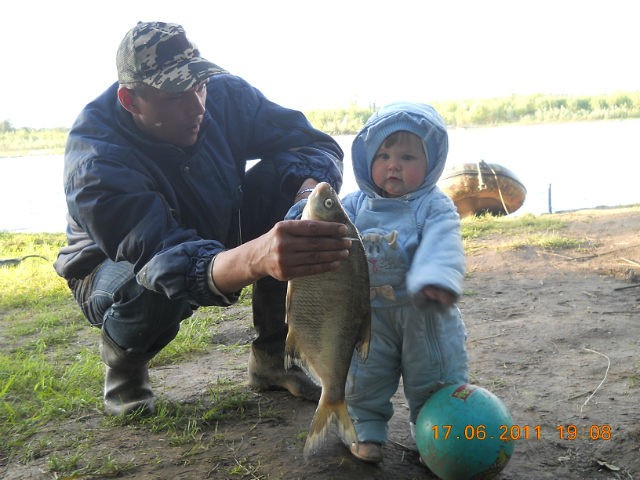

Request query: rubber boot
[
  {"left": 248, "top": 345, "right": 321, "bottom": 402},
  {"left": 99, "top": 329, "right": 158, "bottom": 416},
  {"left": 248, "top": 271, "right": 321, "bottom": 402}
]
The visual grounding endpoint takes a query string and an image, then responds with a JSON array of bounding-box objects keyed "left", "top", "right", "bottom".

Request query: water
[
  {"left": 1, "top": 154, "right": 68, "bottom": 233},
  {"left": 2, "top": 119, "right": 639, "bottom": 233},
  {"left": 337, "top": 118, "right": 640, "bottom": 215}
]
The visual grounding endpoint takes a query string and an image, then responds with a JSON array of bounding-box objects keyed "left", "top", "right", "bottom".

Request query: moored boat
[{"left": 438, "top": 161, "right": 527, "bottom": 217}]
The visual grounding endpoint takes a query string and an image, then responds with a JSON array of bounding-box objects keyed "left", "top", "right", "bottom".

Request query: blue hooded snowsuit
[{"left": 342, "top": 103, "right": 468, "bottom": 444}]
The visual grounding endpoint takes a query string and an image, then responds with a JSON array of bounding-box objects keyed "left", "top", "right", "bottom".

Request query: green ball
[{"left": 415, "top": 384, "right": 515, "bottom": 480}]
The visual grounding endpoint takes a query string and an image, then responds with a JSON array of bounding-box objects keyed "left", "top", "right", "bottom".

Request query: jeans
[
  {"left": 70, "top": 159, "right": 291, "bottom": 355},
  {"left": 71, "top": 260, "right": 192, "bottom": 353}
]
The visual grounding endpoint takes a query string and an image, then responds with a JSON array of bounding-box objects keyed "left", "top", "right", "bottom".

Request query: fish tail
[
  {"left": 334, "top": 400, "right": 358, "bottom": 449},
  {"left": 303, "top": 399, "right": 357, "bottom": 459}
]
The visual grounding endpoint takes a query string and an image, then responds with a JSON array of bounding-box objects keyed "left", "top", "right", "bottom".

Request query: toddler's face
[{"left": 371, "top": 132, "right": 428, "bottom": 197}]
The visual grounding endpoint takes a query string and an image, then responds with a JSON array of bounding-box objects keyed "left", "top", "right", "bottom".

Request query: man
[{"left": 54, "top": 21, "right": 348, "bottom": 416}]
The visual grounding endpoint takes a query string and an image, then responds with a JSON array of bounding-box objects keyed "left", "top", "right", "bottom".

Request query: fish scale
[{"left": 284, "top": 182, "right": 371, "bottom": 459}]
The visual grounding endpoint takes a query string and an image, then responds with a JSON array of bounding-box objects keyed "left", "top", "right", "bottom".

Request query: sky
[{"left": 2, "top": 0, "right": 639, "bottom": 128}]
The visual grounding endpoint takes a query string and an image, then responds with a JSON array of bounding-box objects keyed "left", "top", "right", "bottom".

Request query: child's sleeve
[{"left": 406, "top": 194, "right": 466, "bottom": 300}]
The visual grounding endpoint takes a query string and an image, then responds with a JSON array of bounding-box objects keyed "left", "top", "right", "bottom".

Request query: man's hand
[
  {"left": 211, "top": 219, "right": 351, "bottom": 293},
  {"left": 258, "top": 220, "right": 351, "bottom": 279}
]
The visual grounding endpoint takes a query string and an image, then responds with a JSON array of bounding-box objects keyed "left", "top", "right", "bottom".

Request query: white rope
[
  {"left": 579, "top": 347, "right": 611, "bottom": 413},
  {"left": 478, "top": 160, "right": 510, "bottom": 214},
  {"left": 476, "top": 161, "right": 486, "bottom": 190},
  {"left": 486, "top": 162, "right": 511, "bottom": 215}
]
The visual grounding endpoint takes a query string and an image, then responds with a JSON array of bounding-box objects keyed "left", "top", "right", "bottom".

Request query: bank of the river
[
  {"left": 2, "top": 119, "right": 640, "bottom": 233},
  {"left": 2, "top": 206, "right": 638, "bottom": 479},
  {"left": 2, "top": 90, "right": 640, "bottom": 156}
]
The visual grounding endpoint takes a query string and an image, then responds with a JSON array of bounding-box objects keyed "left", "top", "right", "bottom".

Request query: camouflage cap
[{"left": 116, "top": 21, "right": 227, "bottom": 92}]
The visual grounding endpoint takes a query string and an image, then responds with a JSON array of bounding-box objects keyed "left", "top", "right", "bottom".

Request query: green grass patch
[
  {"left": 499, "top": 232, "right": 585, "bottom": 250},
  {"left": 0, "top": 232, "right": 69, "bottom": 310},
  {"left": 629, "top": 361, "right": 640, "bottom": 389},
  {"left": 0, "top": 232, "right": 258, "bottom": 476},
  {"left": 461, "top": 212, "right": 592, "bottom": 254},
  {"left": 460, "top": 213, "right": 567, "bottom": 240}
]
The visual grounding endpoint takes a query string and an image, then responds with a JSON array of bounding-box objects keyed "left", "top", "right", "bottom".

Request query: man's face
[{"left": 131, "top": 81, "right": 208, "bottom": 147}]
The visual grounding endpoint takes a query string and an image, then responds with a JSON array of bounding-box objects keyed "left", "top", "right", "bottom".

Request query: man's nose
[{"left": 186, "top": 91, "right": 206, "bottom": 115}]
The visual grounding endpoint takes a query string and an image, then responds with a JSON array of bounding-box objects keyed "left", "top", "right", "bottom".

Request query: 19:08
[
  {"left": 556, "top": 424, "right": 612, "bottom": 440},
  {"left": 431, "top": 425, "right": 541, "bottom": 440}
]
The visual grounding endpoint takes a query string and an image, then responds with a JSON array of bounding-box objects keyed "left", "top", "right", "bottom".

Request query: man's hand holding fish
[{"left": 211, "top": 216, "right": 352, "bottom": 293}]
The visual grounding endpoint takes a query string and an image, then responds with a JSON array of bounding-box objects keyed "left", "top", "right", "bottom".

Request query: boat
[{"left": 438, "top": 160, "right": 527, "bottom": 217}]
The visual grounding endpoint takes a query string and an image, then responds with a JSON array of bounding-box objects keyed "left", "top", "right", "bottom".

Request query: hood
[{"left": 351, "top": 102, "right": 449, "bottom": 198}]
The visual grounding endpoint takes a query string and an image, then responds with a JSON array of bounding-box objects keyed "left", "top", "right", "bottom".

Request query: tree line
[
  {"left": 2, "top": 91, "right": 640, "bottom": 156},
  {"left": 305, "top": 91, "right": 640, "bottom": 134}
]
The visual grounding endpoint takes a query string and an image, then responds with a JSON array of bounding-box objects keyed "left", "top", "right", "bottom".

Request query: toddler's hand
[{"left": 421, "top": 286, "right": 455, "bottom": 307}]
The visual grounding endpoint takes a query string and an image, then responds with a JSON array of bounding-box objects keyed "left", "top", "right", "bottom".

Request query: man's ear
[{"left": 117, "top": 87, "right": 140, "bottom": 114}]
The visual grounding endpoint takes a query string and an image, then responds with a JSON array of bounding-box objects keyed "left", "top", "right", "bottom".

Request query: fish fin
[
  {"left": 284, "top": 332, "right": 298, "bottom": 370},
  {"left": 284, "top": 334, "right": 317, "bottom": 383},
  {"left": 285, "top": 284, "right": 293, "bottom": 325},
  {"left": 303, "top": 400, "right": 357, "bottom": 460},
  {"left": 333, "top": 400, "right": 358, "bottom": 449},
  {"left": 355, "top": 312, "right": 371, "bottom": 362}
]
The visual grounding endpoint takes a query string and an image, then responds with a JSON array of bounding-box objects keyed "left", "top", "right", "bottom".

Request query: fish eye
[{"left": 323, "top": 198, "right": 334, "bottom": 209}]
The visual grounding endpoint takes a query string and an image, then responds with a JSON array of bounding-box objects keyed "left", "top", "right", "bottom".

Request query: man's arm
[{"left": 293, "top": 177, "right": 320, "bottom": 202}]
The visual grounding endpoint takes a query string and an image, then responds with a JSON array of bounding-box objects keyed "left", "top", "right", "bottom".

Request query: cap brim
[{"left": 146, "top": 57, "right": 227, "bottom": 92}]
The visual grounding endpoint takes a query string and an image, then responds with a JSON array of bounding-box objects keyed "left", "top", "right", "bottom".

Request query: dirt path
[{"left": 4, "top": 207, "right": 639, "bottom": 480}]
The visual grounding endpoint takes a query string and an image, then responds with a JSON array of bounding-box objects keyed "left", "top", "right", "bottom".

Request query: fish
[{"left": 284, "top": 182, "right": 371, "bottom": 458}]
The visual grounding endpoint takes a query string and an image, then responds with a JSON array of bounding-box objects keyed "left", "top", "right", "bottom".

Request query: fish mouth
[{"left": 309, "top": 182, "right": 332, "bottom": 199}]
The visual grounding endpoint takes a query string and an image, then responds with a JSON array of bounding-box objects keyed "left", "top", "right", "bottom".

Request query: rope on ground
[
  {"left": 619, "top": 257, "right": 640, "bottom": 267},
  {"left": 0, "top": 255, "right": 49, "bottom": 267},
  {"left": 613, "top": 283, "right": 640, "bottom": 291},
  {"left": 579, "top": 347, "right": 610, "bottom": 414},
  {"left": 574, "top": 243, "right": 640, "bottom": 261}
]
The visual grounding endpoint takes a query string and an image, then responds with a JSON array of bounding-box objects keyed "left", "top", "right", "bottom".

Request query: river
[{"left": 1, "top": 119, "right": 639, "bottom": 233}]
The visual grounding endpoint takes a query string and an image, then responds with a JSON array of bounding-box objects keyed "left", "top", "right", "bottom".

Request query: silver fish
[{"left": 284, "top": 182, "right": 371, "bottom": 458}]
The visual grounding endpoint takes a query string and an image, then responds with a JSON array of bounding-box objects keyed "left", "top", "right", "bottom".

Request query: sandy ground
[{"left": 3, "top": 206, "right": 639, "bottom": 480}]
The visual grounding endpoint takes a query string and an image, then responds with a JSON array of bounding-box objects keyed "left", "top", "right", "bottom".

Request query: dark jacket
[{"left": 53, "top": 74, "right": 343, "bottom": 306}]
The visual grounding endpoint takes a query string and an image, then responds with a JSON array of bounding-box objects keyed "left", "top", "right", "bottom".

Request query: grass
[
  {"left": 629, "top": 361, "right": 640, "bottom": 389},
  {"left": 460, "top": 213, "right": 565, "bottom": 238},
  {"left": 0, "top": 213, "right": 589, "bottom": 476},
  {"left": 0, "top": 233, "right": 258, "bottom": 477},
  {"left": 460, "top": 212, "right": 592, "bottom": 254}
]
